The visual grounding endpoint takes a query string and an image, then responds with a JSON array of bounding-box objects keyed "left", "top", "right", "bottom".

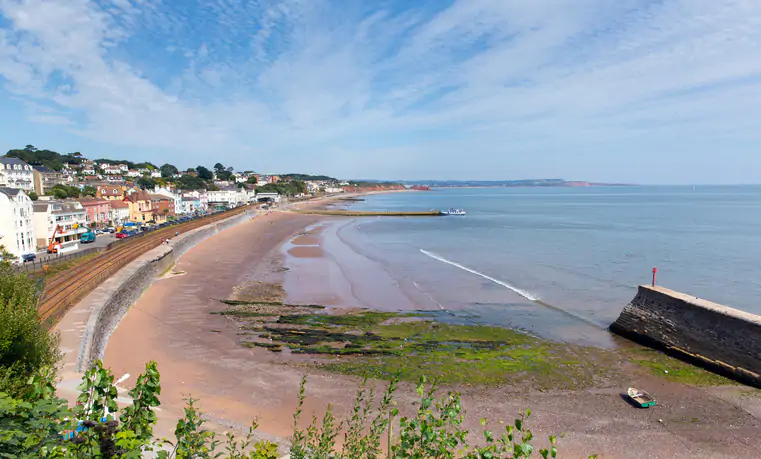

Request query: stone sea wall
[
  {"left": 611, "top": 285, "right": 761, "bottom": 387},
  {"left": 76, "top": 211, "right": 253, "bottom": 371}
]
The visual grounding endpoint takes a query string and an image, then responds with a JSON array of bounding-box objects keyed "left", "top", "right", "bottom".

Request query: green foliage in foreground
[
  {"left": 0, "top": 361, "right": 595, "bottom": 458},
  {"left": 0, "top": 255, "right": 60, "bottom": 396}
]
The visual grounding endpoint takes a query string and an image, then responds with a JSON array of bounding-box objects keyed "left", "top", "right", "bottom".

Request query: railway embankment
[{"left": 611, "top": 285, "right": 761, "bottom": 387}]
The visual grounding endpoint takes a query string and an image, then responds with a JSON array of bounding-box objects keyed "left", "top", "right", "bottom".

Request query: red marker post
[{"left": 652, "top": 267, "right": 658, "bottom": 287}]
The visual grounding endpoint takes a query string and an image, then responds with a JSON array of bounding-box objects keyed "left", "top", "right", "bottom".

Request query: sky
[{"left": 0, "top": 0, "right": 760, "bottom": 184}]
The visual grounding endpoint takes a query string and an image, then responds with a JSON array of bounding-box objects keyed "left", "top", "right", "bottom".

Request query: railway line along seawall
[
  {"left": 55, "top": 210, "right": 253, "bottom": 379},
  {"left": 611, "top": 285, "right": 761, "bottom": 387}
]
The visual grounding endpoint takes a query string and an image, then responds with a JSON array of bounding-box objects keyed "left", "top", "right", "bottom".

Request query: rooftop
[
  {"left": 33, "top": 200, "right": 86, "bottom": 214},
  {"left": 0, "top": 157, "right": 30, "bottom": 166},
  {"left": 109, "top": 201, "right": 130, "bottom": 209},
  {"left": 32, "top": 165, "right": 57, "bottom": 174},
  {"left": 0, "top": 187, "right": 23, "bottom": 197}
]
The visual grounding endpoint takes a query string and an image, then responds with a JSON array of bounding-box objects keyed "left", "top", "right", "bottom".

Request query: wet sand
[{"left": 104, "top": 209, "right": 761, "bottom": 458}]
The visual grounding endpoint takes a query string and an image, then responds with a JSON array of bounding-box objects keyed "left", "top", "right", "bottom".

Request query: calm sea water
[{"left": 336, "top": 186, "right": 761, "bottom": 347}]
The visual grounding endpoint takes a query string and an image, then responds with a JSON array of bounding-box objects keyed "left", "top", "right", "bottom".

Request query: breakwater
[
  {"left": 293, "top": 209, "right": 442, "bottom": 217},
  {"left": 611, "top": 285, "right": 761, "bottom": 387}
]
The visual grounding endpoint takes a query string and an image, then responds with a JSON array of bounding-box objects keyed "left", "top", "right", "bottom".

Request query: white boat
[{"left": 440, "top": 208, "right": 466, "bottom": 215}]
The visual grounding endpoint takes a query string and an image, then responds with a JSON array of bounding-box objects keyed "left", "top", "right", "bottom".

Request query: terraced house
[
  {"left": 123, "top": 190, "right": 153, "bottom": 222},
  {"left": 78, "top": 198, "right": 111, "bottom": 228},
  {"left": 149, "top": 194, "right": 175, "bottom": 223},
  {"left": 96, "top": 185, "right": 125, "bottom": 201}
]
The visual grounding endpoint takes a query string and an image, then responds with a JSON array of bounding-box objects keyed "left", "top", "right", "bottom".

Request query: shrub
[
  {"left": 0, "top": 253, "right": 60, "bottom": 397},
  {"left": 0, "top": 361, "right": 595, "bottom": 458}
]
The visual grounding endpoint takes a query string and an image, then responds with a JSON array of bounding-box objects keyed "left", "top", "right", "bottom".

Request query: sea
[{"left": 328, "top": 186, "right": 761, "bottom": 348}]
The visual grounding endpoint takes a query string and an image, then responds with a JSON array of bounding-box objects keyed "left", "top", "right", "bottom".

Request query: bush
[
  {"left": 0, "top": 361, "right": 594, "bottom": 458},
  {"left": 0, "top": 254, "right": 60, "bottom": 397}
]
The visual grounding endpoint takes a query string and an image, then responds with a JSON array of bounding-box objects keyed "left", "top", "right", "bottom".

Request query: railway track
[{"left": 38, "top": 205, "right": 253, "bottom": 325}]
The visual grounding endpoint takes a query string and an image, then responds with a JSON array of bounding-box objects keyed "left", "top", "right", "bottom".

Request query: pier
[{"left": 292, "top": 209, "right": 443, "bottom": 217}]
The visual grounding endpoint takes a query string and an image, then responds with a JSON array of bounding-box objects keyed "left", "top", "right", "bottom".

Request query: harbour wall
[
  {"left": 75, "top": 210, "right": 253, "bottom": 372},
  {"left": 611, "top": 285, "right": 761, "bottom": 387}
]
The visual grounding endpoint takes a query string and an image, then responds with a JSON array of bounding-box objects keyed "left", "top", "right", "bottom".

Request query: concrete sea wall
[
  {"left": 75, "top": 211, "right": 253, "bottom": 372},
  {"left": 611, "top": 285, "right": 761, "bottom": 387}
]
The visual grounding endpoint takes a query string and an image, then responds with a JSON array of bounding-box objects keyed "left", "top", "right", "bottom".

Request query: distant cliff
[{"left": 394, "top": 179, "right": 634, "bottom": 188}]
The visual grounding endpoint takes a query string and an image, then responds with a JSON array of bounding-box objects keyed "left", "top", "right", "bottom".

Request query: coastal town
[{"left": 0, "top": 145, "right": 405, "bottom": 264}]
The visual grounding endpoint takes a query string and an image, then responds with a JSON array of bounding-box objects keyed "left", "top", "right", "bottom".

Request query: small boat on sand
[
  {"left": 440, "top": 208, "right": 466, "bottom": 215},
  {"left": 627, "top": 387, "right": 656, "bottom": 408}
]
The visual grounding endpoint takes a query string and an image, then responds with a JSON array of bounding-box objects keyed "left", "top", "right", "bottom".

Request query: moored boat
[
  {"left": 627, "top": 387, "right": 656, "bottom": 408},
  {"left": 440, "top": 208, "right": 466, "bottom": 215}
]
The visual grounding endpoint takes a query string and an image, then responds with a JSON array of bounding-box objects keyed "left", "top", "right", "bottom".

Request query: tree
[
  {"left": 137, "top": 177, "right": 156, "bottom": 190},
  {"left": 176, "top": 175, "right": 206, "bottom": 190},
  {"left": 254, "top": 180, "right": 307, "bottom": 196},
  {"left": 213, "top": 162, "right": 225, "bottom": 172},
  {"left": 50, "top": 184, "right": 81, "bottom": 199},
  {"left": 216, "top": 169, "right": 233, "bottom": 181},
  {"left": 196, "top": 166, "right": 213, "bottom": 181},
  {"left": 160, "top": 163, "right": 178, "bottom": 178},
  {"left": 27, "top": 191, "right": 38, "bottom": 201},
  {"left": 82, "top": 186, "right": 97, "bottom": 197},
  {"left": 0, "top": 248, "right": 60, "bottom": 396}
]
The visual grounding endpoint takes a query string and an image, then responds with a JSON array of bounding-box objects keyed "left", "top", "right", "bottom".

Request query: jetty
[
  {"left": 611, "top": 285, "right": 761, "bottom": 388},
  {"left": 292, "top": 209, "right": 442, "bottom": 217}
]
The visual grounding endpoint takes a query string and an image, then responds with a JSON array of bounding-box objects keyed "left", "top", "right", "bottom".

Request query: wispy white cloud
[{"left": 1, "top": 0, "right": 760, "bottom": 182}]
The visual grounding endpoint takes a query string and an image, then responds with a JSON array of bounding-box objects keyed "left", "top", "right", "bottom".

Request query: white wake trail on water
[{"left": 419, "top": 249, "right": 539, "bottom": 302}]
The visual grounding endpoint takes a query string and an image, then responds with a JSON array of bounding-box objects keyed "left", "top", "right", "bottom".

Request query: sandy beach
[{"left": 103, "top": 204, "right": 761, "bottom": 458}]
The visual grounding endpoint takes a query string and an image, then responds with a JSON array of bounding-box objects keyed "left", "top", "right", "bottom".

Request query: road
[{"left": 35, "top": 232, "right": 116, "bottom": 257}]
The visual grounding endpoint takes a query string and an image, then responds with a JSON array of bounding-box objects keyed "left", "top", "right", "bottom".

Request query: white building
[
  {"left": 179, "top": 190, "right": 208, "bottom": 214},
  {"left": 150, "top": 170, "right": 161, "bottom": 179},
  {"left": 126, "top": 170, "right": 140, "bottom": 177},
  {"left": 207, "top": 186, "right": 246, "bottom": 208},
  {"left": 82, "top": 167, "right": 96, "bottom": 175},
  {"left": 0, "top": 187, "right": 35, "bottom": 259},
  {"left": 109, "top": 201, "right": 131, "bottom": 225},
  {"left": 32, "top": 200, "right": 89, "bottom": 248},
  {"left": 0, "top": 157, "right": 34, "bottom": 192},
  {"left": 255, "top": 192, "right": 280, "bottom": 203},
  {"left": 102, "top": 165, "right": 122, "bottom": 175}
]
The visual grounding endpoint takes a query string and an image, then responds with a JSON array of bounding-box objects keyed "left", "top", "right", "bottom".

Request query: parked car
[
  {"left": 115, "top": 232, "right": 129, "bottom": 239},
  {"left": 22, "top": 253, "right": 36, "bottom": 262},
  {"left": 107, "top": 227, "right": 116, "bottom": 233}
]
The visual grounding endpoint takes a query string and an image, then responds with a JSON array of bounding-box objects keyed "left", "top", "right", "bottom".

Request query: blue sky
[{"left": 0, "top": 0, "right": 760, "bottom": 184}]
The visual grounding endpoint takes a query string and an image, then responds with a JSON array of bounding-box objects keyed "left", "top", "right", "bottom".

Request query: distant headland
[{"left": 394, "top": 179, "right": 635, "bottom": 187}]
